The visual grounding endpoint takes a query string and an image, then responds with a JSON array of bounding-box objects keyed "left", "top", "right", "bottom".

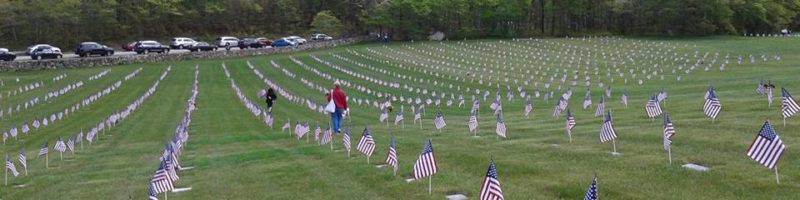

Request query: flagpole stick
[
  {"left": 612, "top": 139, "right": 617, "bottom": 154},
  {"left": 668, "top": 147, "right": 673, "bottom": 164},
  {"left": 367, "top": 156, "right": 370, "bottom": 164},
  {"left": 5, "top": 167, "right": 7, "bottom": 186},
  {"left": 775, "top": 167, "right": 780, "bottom": 184},
  {"left": 428, "top": 176, "right": 433, "bottom": 194},
  {"left": 60, "top": 151, "right": 63, "bottom": 161},
  {"left": 783, "top": 117, "right": 786, "bottom": 127},
  {"left": 46, "top": 153, "right": 48, "bottom": 168},
  {"left": 568, "top": 130, "right": 572, "bottom": 144}
]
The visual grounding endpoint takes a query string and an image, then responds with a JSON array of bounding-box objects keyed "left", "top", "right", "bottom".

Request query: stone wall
[{"left": 0, "top": 37, "right": 367, "bottom": 71}]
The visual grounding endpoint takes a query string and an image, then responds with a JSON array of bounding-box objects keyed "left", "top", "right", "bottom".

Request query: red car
[
  {"left": 122, "top": 41, "right": 137, "bottom": 51},
  {"left": 257, "top": 37, "right": 273, "bottom": 46}
]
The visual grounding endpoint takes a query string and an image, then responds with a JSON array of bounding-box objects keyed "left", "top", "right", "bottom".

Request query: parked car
[
  {"left": 75, "top": 42, "right": 114, "bottom": 57},
  {"left": 285, "top": 36, "right": 307, "bottom": 45},
  {"left": 238, "top": 38, "right": 264, "bottom": 49},
  {"left": 271, "top": 38, "right": 297, "bottom": 47},
  {"left": 216, "top": 36, "right": 240, "bottom": 50},
  {"left": 122, "top": 41, "right": 137, "bottom": 51},
  {"left": 310, "top": 33, "right": 333, "bottom": 41},
  {"left": 256, "top": 37, "right": 273, "bottom": 46},
  {"left": 0, "top": 48, "right": 16, "bottom": 61},
  {"left": 170, "top": 37, "right": 197, "bottom": 49},
  {"left": 26, "top": 44, "right": 52, "bottom": 55},
  {"left": 133, "top": 41, "right": 170, "bottom": 54},
  {"left": 187, "top": 42, "right": 217, "bottom": 52},
  {"left": 29, "top": 45, "right": 62, "bottom": 60}
]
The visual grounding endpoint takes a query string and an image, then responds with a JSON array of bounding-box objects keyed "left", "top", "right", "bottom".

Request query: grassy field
[{"left": 1, "top": 36, "right": 799, "bottom": 199}]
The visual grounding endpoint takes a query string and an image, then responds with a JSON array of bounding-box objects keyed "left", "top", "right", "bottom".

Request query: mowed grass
[{"left": 1, "top": 36, "right": 799, "bottom": 199}]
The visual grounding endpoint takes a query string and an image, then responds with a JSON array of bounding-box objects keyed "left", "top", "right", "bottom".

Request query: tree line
[{"left": 1, "top": 0, "right": 798, "bottom": 49}]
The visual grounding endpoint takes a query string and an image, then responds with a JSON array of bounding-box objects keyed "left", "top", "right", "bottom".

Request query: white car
[
  {"left": 310, "top": 33, "right": 333, "bottom": 41},
  {"left": 28, "top": 44, "right": 62, "bottom": 60},
  {"left": 26, "top": 44, "right": 51, "bottom": 55},
  {"left": 285, "top": 36, "right": 307, "bottom": 45},
  {"left": 170, "top": 37, "right": 197, "bottom": 49},
  {"left": 215, "top": 36, "right": 240, "bottom": 48}
]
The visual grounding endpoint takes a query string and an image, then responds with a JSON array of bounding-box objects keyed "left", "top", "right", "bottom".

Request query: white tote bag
[{"left": 325, "top": 98, "right": 336, "bottom": 113}]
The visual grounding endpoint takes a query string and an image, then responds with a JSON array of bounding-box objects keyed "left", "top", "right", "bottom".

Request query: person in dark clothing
[{"left": 265, "top": 88, "right": 277, "bottom": 112}]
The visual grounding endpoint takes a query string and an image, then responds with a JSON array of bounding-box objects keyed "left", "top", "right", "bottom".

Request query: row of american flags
[
  {"left": 149, "top": 65, "right": 198, "bottom": 200},
  {"left": 2, "top": 66, "right": 169, "bottom": 189}
]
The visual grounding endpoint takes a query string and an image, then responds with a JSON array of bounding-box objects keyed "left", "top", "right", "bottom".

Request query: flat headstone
[
  {"left": 610, "top": 152, "right": 621, "bottom": 156},
  {"left": 405, "top": 178, "right": 415, "bottom": 183},
  {"left": 181, "top": 166, "right": 194, "bottom": 170},
  {"left": 13, "top": 184, "right": 26, "bottom": 188},
  {"left": 550, "top": 144, "right": 561, "bottom": 147},
  {"left": 375, "top": 164, "right": 387, "bottom": 168},
  {"left": 682, "top": 163, "right": 710, "bottom": 172},
  {"left": 446, "top": 194, "right": 468, "bottom": 200},
  {"left": 172, "top": 187, "right": 192, "bottom": 193}
]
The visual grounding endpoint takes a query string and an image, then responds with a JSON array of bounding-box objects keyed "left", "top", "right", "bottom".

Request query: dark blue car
[{"left": 271, "top": 38, "right": 297, "bottom": 47}]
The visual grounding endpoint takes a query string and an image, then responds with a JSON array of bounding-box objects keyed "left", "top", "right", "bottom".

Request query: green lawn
[{"left": 1, "top": 36, "right": 799, "bottom": 199}]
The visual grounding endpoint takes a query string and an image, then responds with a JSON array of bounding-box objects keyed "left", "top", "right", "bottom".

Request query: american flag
[
  {"left": 293, "top": 122, "right": 302, "bottom": 138},
  {"left": 433, "top": 110, "right": 446, "bottom": 130},
  {"left": 6, "top": 154, "right": 19, "bottom": 177},
  {"left": 18, "top": 148, "right": 26, "bottom": 171},
  {"left": 663, "top": 113, "right": 675, "bottom": 151},
  {"left": 703, "top": 87, "right": 721, "bottom": 119},
  {"left": 379, "top": 109, "right": 389, "bottom": 122},
  {"left": 468, "top": 111, "right": 479, "bottom": 132},
  {"left": 414, "top": 106, "right": 422, "bottom": 122},
  {"left": 583, "top": 177, "right": 598, "bottom": 200},
  {"left": 757, "top": 79, "right": 764, "bottom": 95},
  {"left": 594, "top": 96, "right": 605, "bottom": 117},
  {"left": 524, "top": 97, "right": 533, "bottom": 117},
  {"left": 599, "top": 111, "right": 617, "bottom": 143},
  {"left": 605, "top": 86, "right": 612, "bottom": 97},
  {"left": 657, "top": 87, "right": 667, "bottom": 103},
  {"left": 37, "top": 142, "right": 48, "bottom": 157},
  {"left": 395, "top": 106, "right": 404, "bottom": 125},
  {"left": 471, "top": 99, "right": 480, "bottom": 113},
  {"left": 413, "top": 139, "right": 437, "bottom": 179},
  {"left": 314, "top": 124, "right": 321, "bottom": 142},
  {"left": 263, "top": 111, "right": 274, "bottom": 128},
  {"left": 148, "top": 181, "right": 159, "bottom": 200},
  {"left": 321, "top": 126, "right": 332, "bottom": 145},
  {"left": 782, "top": 88, "right": 800, "bottom": 118},
  {"left": 54, "top": 137, "right": 67, "bottom": 153},
  {"left": 646, "top": 95, "right": 663, "bottom": 118},
  {"left": 489, "top": 99, "right": 499, "bottom": 110},
  {"left": 566, "top": 108, "right": 576, "bottom": 134},
  {"left": 583, "top": 92, "right": 592, "bottom": 109},
  {"left": 150, "top": 161, "right": 174, "bottom": 195},
  {"left": 553, "top": 97, "right": 567, "bottom": 117},
  {"left": 67, "top": 135, "right": 75, "bottom": 154},
  {"left": 621, "top": 91, "right": 628, "bottom": 107},
  {"left": 357, "top": 127, "right": 376, "bottom": 157},
  {"left": 342, "top": 127, "right": 351, "bottom": 152},
  {"left": 767, "top": 86, "right": 774, "bottom": 106},
  {"left": 282, "top": 120, "right": 291, "bottom": 132},
  {"left": 385, "top": 133, "right": 398, "bottom": 172},
  {"left": 495, "top": 115, "right": 507, "bottom": 138},
  {"left": 478, "top": 159, "right": 504, "bottom": 200},
  {"left": 746, "top": 121, "right": 785, "bottom": 169}
]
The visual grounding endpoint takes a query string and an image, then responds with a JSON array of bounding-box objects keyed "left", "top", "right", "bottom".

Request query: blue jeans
[{"left": 331, "top": 108, "right": 343, "bottom": 133}]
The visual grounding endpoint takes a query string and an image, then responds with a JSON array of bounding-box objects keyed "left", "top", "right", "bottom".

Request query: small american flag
[
  {"left": 583, "top": 176, "right": 598, "bottom": 200},
  {"left": 782, "top": 88, "right": 800, "bottom": 118},
  {"left": 767, "top": 86, "right": 774, "bottom": 106},
  {"left": 703, "top": 87, "right": 721, "bottom": 119},
  {"left": 385, "top": 133, "right": 398, "bottom": 172},
  {"left": 150, "top": 161, "right": 174, "bottom": 195},
  {"left": 18, "top": 148, "right": 26, "bottom": 171},
  {"left": 357, "top": 127, "right": 376, "bottom": 157},
  {"left": 478, "top": 159, "right": 504, "bottom": 200},
  {"left": 663, "top": 113, "right": 676, "bottom": 151},
  {"left": 37, "top": 142, "right": 48, "bottom": 157},
  {"left": 471, "top": 99, "right": 480, "bottom": 113},
  {"left": 657, "top": 87, "right": 667, "bottom": 103},
  {"left": 6, "top": 154, "right": 19, "bottom": 177},
  {"left": 433, "top": 110, "right": 447, "bottom": 130},
  {"left": 599, "top": 111, "right": 617, "bottom": 143},
  {"left": 468, "top": 111, "right": 479, "bottom": 132},
  {"left": 495, "top": 115, "right": 507, "bottom": 138},
  {"left": 343, "top": 128, "right": 351, "bottom": 152},
  {"left": 757, "top": 80, "right": 764, "bottom": 95},
  {"left": 321, "top": 126, "right": 332, "bottom": 145},
  {"left": 621, "top": 91, "right": 628, "bottom": 107},
  {"left": 282, "top": 120, "right": 291, "bottom": 132},
  {"left": 646, "top": 95, "right": 663, "bottom": 118},
  {"left": 414, "top": 106, "right": 422, "bottom": 122},
  {"left": 395, "top": 107, "right": 404, "bottom": 125},
  {"left": 489, "top": 99, "right": 499, "bottom": 110},
  {"left": 379, "top": 109, "right": 389, "bottom": 122},
  {"left": 314, "top": 124, "right": 321, "bottom": 142},
  {"left": 582, "top": 92, "right": 592, "bottom": 109},
  {"left": 553, "top": 97, "right": 567, "bottom": 117},
  {"left": 566, "top": 108, "right": 576, "bottom": 134},
  {"left": 594, "top": 96, "right": 605, "bottom": 117},
  {"left": 746, "top": 121, "right": 785, "bottom": 169},
  {"left": 605, "top": 86, "right": 612, "bottom": 97},
  {"left": 263, "top": 111, "right": 274, "bottom": 128},
  {"left": 67, "top": 135, "right": 75, "bottom": 154},
  {"left": 524, "top": 97, "right": 533, "bottom": 117},
  {"left": 54, "top": 137, "right": 67, "bottom": 153},
  {"left": 413, "top": 139, "right": 437, "bottom": 179}
]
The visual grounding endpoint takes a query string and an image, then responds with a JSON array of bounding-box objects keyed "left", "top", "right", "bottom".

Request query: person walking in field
[
  {"left": 326, "top": 81, "right": 348, "bottom": 133},
  {"left": 265, "top": 87, "right": 277, "bottom": 112}
]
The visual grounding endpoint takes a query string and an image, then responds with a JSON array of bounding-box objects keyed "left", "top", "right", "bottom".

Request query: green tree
[{"left": 310, "top": 10, "right": 345, "bottom": 36}]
